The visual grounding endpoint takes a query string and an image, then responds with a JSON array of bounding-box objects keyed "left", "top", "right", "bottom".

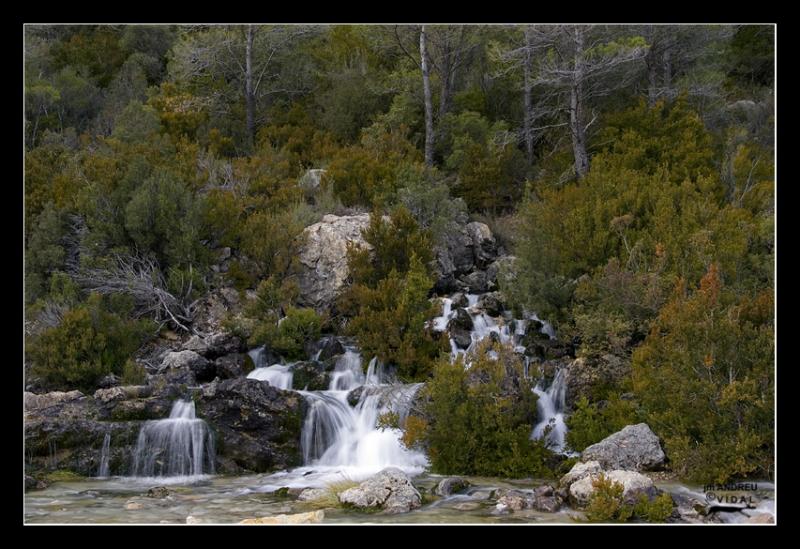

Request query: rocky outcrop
[
  {"left": 338, "top": 467, "right": 422, "bottom": 514},
  {"left": 433, "top": 477, "right": 470, "bottom": 497},
  {"left": 581, "top": 423, "right": 666, "bottom": 472},
  {"left": 305, "top": 335, "right": 345, "bottom": 362},
  {"left": 290, "top": 361, "right": 329, "bottom": 391},
  {"left": 493, "top": 486, "right": 563, "bottom": 513},
  {"left": 196, "top": 378, "right": 306, "bottom": 474},
  {"left": 297, "top": 214, "right": 373, "bottom": 311},
  {"left": 432, "top": 222, "right": 499, "bottom": 293},
  {"left": 568, "top": 470, "right": 658, "bottom": 507},
  {"left": 477, "top": 292, "right": 505, "bottom": 317},
  {"left": 559, "top": 460, "right": 604, "bottom": 489}
]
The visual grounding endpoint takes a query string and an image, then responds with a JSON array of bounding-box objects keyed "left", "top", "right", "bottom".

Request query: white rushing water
[
  {"left": 131, "top": 400, "right": 215, "bottom": 478},
  {"left": 97, "top": 432, "right": 111, "bottom": 478},
  {"left": 248, "top": 364, "right": 294, "bottom": 390},
  {"left": 531, "top": 368, "right": 569, "bottom": 453}
]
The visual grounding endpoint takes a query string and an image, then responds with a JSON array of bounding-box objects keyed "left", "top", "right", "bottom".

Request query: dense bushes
[
  {"left": 415, "top": 341, "right": 553, "bottom": 478},
  {"left": 632, "top": 265, "right": 774, "bottom": 483},
  {"left": 339, "top": 207, "right": 440, "bottom": 381},
  {"left": 566, "top": 395, "right": 639, "bottom": 452},
  {"left": 584, "top": 474, "right": 674, "bottom": 523},
  {"left": 27, "top": 293, "right": 153, "bottom": 391}
]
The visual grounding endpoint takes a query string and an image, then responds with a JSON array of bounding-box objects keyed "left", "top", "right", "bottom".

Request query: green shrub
[
  {"left": 584, "top": 474, "right": 633, "bottom": 523},
  {"left": 420, "top": 341, "right": 553, "bottom": 478},
  {"left": 121, "top": 359, "right": 147, "bottom": 385},
  {"left": 632, "top": 265, "right": 774, "bottom": 483},
  {"left": 633, "top": 492, "right": 675, "bottom": 522},
  {"left": 27, "top": 293, "right": 153, "bottom": 392},
  {"left": 345, "top": 254, "right": 442, "bottom": 381},
  {"left": 566, "top": 395, "right": 639, "bottom": 452},
  {"left": 270, "top": 307, "right": 323, "bottom": 360}
]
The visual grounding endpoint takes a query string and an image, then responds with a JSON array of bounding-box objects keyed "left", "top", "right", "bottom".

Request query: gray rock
[
  {"left": 146, "top": 486, "right": 172, "bottom": 498},
  {"left": 559, "top": 460, "right": 603, "bottom": 489},
  {"left": 306, "top": 336, "right": 345, "bottom": 362},
  {"left": 466, "top": 222, "right": 498, "bottom": 268},
  {"left": 486, "top": 256, "right": 517, "bottom": 291},
  {"left": 25, "top": 390, "right": 85, "bottom": 411},
  {"left": 297, "top": 488, "right": 328, "bottom": 502},
  {"left": 297, "top": 214, "right": 373, "bottom": 312},
  {"left": 183, "top": 335, "right": 209, "bottom": 356},
  {"left": 532, "top": 484, "right": 562, "bottom": 513},
  {"left": 214, "top": 353, "right": 246, "bottom": 380},
  {"left": 196, "top": 378, "right": 307, "bottom": 474},
  {"left": 450, "top": 292, "right": 468, "bottom": 309},
  {"left": 338, "top": 467, "right": 422, "bottom": 514},
  {"left": 299, "top": 168, "right": 326, "bottom": 191},
  {"left": 477, "top": 291, "right": 505, "bottom": 317},
  {"left": 434, "top": 477, "right": 471, "bottom": 497},
  {"left": 450, "top": 327, "right": 473, "bottom": 350},
  {"left": 97, "top": 374, "right": 121, "bottom": 389},
  {"left": 569, "top": 470, "right": 658, "bottom": 508},
  {"left": 162, "top": 350, "right": 216, "bottom": 383},
  {"left": 459, "top": 271, "right": 488, "bottom": 293},
  {"left": 581, "top": 423, "right": 666, "bottom": 472},
  {"left": 564, "top": 355, "right": 631, "bottom": 409},
  {"left": 290, "top": 361, "right": 329, "bottom": 391}
]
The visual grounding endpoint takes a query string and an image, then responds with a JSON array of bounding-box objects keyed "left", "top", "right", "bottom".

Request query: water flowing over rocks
[
  {"left": 297, "top": 214, "right": 373, "bottom": 311},
  {"left": 338, "top": 467, "right": 422, "bottom": 514},
  {"left": 581, "top": 423, "right": 666, "bottom": 472},
  {"left": 433, "top": 477, "right": 471, "bottom": 497}
]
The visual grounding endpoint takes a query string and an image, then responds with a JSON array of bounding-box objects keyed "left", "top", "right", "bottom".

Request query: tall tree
[{"left": 420, "top": 25, "right": 434, "bottom": 166}]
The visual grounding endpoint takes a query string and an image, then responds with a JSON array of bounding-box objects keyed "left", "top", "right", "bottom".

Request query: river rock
[
  {"left": 434, "top": 477, "right": 471, "bottom": 496},
  {"left": 214, "top": 353, "right": 247, "bottom": 380},
  {"left": 559, "top": 460, "right": 604, "bottom": 489},
  {"left": 305, "top": 335, "right": 345, "bottom": 362},
  {"left": 477, "top": 291, "right": 505, "bottom": 317},
  {"left": 297, "top": 214, "right": 373, "bottom": 312},
  {"left": 450, "top": 292, "right": 468, "bottom": 309},
  {"left": 161, "top": 350, "right": 215, "bottom": 383},
  {"left": 146, "top": 486, "right": 172, "bottom": 498},
  {"left": 338, "top": 467, "right": 422, "bottom": 514},
  {"left": 569, "top": 470, "right": 658, "bottom": 507},
  {"left": 196, "top": 378, "right": 306, "bottom": 473},
  {"left": 239, "top": 510, "right": 325, "bottom": 524},
  {"left": 533, "top": 484, "right": 562, "bottom": 513},
  {"left": 459, "top": 270, "right": 488, "bottom": 293},
  {"left": 297, "top": 488, "right": 329, "bottom": 502},
  {"left": 581, "top": 423, "right": 666, "bottom": 472}
]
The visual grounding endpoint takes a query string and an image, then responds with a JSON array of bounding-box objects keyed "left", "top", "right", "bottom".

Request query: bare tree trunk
[
  {"left": 570, "top": 27, "right": 589, "bottom": 179},
  {"left": 662, "top": 45, "right": 672, "bottom": 95},
  {"left": 647, "top": 57, "right": 659, "bottom": 106},
  {"left": 245, "top": 25, "right": 256, "bottom": 149},
  {"left": 420, "top": 25, "right": 435, "bottom": 167},
  {"left": 523, "top": 26, "right": 534, "bottom": 165}
]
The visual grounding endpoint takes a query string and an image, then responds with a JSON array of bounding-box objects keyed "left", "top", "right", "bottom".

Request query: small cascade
[
  {"left": 247, "top": 363, "right": 294, "bottom": 390},
  {"left": 329, "top": 348, "right": 366, "bottom": 390},
  {"left": 531, "top": 368, "right": 569, "bottom": 453},
  {"left": 432, "top": 298, "right": 455, "bottom": 331},
  {"left": 97, "top": 432, "right": 111, "bottom": 478},
  {"left": 131, "top": 400, "right": 215, "bottom": 478},
  {"left": 247, "top": 346, "right": 267, "bottom": 369}
]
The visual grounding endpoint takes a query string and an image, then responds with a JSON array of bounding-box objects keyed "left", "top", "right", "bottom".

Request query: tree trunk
[
  {"left": 662, "top": 45, "right": 672, "bottom": 96},
  {"left": 645, "top": 25, "right": 659, "bottom": 107},
  {"left": 523, "top": 26, "right": 534, "bottom": 165},
  {"left": 420, "top": 25, "right": 435, "bottom": 167},
  {"left": 570, "top": 27, "right": 589, "bottom": 179},
  {"left": 245, "top": 25, "right": 256, "bottom": 149}
]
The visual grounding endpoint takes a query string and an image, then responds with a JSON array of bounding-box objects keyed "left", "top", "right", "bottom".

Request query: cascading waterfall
[
  {"left": 247, "top": 363, "right": 294, "bottom": 390},
  {"left": 252, "top": 348, "right": 430, "bottom": 481},
  {"left": 531, "top": 368, "right": 569, "bottom": 453},
  {"left": 131, "top": 400, "right": 215, "bottom": 478},
  {"left": 97, "top": 432, "right": 111, "bottom": 478}
]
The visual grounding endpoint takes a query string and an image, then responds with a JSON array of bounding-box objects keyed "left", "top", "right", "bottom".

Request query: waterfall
[
  {"left": 131, "top": 400, "right": 215, "bottom": 478},
  {"left": 97, "top": 432, "right": 111, "bottom": 478},
  {"left": 433, "top": 298, "right": 454, "bottom": 331},
  {"left": 247, "top": 363, "right": 294, "bottom": 390},
  {"left": 531, "top": 368, "right": 569, "bottom": 453},
  {"left": 247, "top": 346, "right": 267, "bottom": 369}
]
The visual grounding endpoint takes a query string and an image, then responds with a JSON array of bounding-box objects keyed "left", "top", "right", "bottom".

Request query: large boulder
[
  {"left": 161, "top": 350, "right": 215, "bottom": 383},
  {"left": 477, "top": 291, "right": 505, "bottom": 317},
  {"left": 581, "top": 423, "right": 666, "bottom": 472},
  {"left": 196, "top": 378, "right": 306, "bottom": 474},
  {"left": 559, "top": 460, "right": 604, "bottom": 489},
  {"left": 290, "top": 361, "right": 329, "bottom": 391},
  {"left": 569, "top": 470, "right": 658, "bottom": 507},
  {"left": 297, "top": 214, "right": 373, "bottom": 311},
  {"left": 466, "top": 222, "right": 498, "bottom": 268},
  {"left": 305, "top": 335, "right": 345, "bottom": 362},
  {"left": 338, "top": 467, "right": 422, "bottom": 514}
]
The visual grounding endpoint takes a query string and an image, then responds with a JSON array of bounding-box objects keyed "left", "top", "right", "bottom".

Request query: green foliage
[
  {"left": 121, "top": 359, "right": 147, "bottom": 385},
  {"left": 25, "top": 202, "right": 68, "bottom": 304},
  {"left": 727, "top": 26, "right": 774, "bottom": 89},
  {"left": 584, "top": 474, "right": 674, "bottom": 523},
  {"left": 584, "top": 474, "right": 633, "bottom": 523},
  {"left": 632, "top": 265, "right": 774, "bottom": 483},
  {"left": 111, "top": 100, "right": 162, "bottom": 143},
  {"left": 421, "top": 341, "right": 553, "bottom": 478},
  {"left": 345, "top": 206, "right": 434, "bottom": 289},
  {"left": 124, "top": 169, "right": 207, "bottom": 269},
  {"left": 345, "top": 254, "right": 441, "bottom": 381},
  {"left": 270, "top": 307, "right": 323, "bottom": 360},
  {"left": 566, "top": 395, "right": 639, "bottom": 452},
  {"left": 27, "top": 294, "right": 153, "bottom": 392}
]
